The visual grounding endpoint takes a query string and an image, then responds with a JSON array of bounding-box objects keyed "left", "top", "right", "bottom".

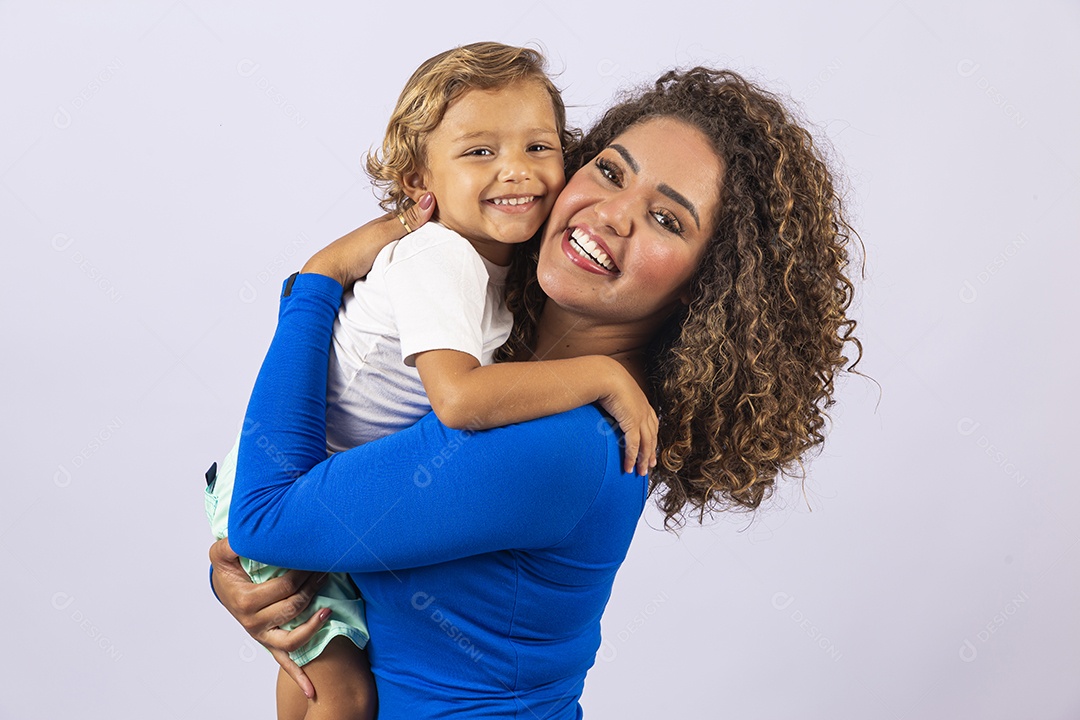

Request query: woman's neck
[{"left": 532, "top": 304, "right": 655, "bottom": 390}]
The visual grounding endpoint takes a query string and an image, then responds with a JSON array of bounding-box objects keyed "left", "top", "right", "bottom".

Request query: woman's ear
[{"left": 678, "top": 281, "right": 695, "bottom": 306}]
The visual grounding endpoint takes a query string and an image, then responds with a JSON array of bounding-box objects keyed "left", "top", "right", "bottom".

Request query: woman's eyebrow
[
  {"left": 609, "top": 144, "right": 639, "bottom": 173},
  {"left": 658, "top": 184, "right": 700, "bottom": 228}
]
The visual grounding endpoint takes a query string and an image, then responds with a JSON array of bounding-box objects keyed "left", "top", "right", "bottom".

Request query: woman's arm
[
  {"left": 209, "top": 200, "right": 435, "bottom": 689},
  {"left": 228, "top": 274, "right": 615, "bottom": 572}
]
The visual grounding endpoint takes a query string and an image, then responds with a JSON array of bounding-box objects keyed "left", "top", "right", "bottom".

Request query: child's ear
[{"left": 402, "top": 170, "right": 427, "bottom": 202}]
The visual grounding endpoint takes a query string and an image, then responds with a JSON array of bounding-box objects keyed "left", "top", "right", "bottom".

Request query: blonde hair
[{"left": 365, "top": 42, "right": 577, "bottom": 212}]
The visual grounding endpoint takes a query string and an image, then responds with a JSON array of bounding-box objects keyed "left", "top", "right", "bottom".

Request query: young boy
[{"left": 206, "top": 42, "right": 657, "bottom": 720}]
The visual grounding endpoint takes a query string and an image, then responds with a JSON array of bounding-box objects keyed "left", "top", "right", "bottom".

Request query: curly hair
[
  {"left": 497, "top": 67, "right": 862, "bottom": 528},
  {"left": 365, "top": 41, "right": 578, "bottom": 212}
]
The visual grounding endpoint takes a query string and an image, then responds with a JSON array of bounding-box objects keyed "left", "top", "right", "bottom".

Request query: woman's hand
[
  {"left": 301, "top": 193, "right": 436, "bottom": 286},
  {"left": 209, "top": 538, "right": 330, "bottom": 699}
]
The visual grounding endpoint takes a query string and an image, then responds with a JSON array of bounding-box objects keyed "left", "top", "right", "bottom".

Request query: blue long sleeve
[
  {"left": 230, "top": 273, "right": 632, "bottom": 572},
  {"left": 228, "top": 273, "right": 648, "bottom": 719}
]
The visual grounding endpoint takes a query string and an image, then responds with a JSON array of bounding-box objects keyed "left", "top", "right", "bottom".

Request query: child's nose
[{"left": 498, "top": 152, "right": 532, "bottom": 182}]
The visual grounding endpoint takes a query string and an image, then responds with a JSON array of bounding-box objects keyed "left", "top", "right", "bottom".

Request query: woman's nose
[{"left": 594, "top": 193, "right": 634, "bottom": 237}]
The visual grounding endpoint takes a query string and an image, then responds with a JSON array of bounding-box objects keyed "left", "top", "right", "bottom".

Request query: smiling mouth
[
  {"left": 488, "top": 195, "right": 537, "bottom": 206},
  {"left": 569, "top": 228, "right": 618, "bottom": 272}
]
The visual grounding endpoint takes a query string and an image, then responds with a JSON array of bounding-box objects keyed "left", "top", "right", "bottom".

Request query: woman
[{"left": 211, "top": 67, "right": 860, "bottom": 717}]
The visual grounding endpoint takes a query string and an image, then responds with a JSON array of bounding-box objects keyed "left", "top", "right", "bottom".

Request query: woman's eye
[
  {"left": 652, "top": 210, "right": 684, "bottom": 235},
  {"left": 595, "top": 157, "right": 622, "bottom": 185}
]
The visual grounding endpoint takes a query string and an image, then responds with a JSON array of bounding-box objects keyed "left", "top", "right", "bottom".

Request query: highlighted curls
[
  {"left": 501, "top": 68, "right": 863, "bottom": 528},
  {"left": 365, "top": 42, "right": 578, "bottom": 212}
]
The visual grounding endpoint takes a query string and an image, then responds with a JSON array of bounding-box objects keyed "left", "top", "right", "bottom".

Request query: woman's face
[{"left": 537, "top": 117, "right": 724, "bottom": 327}]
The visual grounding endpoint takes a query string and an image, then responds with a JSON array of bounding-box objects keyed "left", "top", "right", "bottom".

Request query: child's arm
[{"left": 413, "top": 349, "right": 657, "bottom": 476}]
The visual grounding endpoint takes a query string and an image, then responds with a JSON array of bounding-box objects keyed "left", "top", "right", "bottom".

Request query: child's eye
[
  {"left": 528, "top": 143, "right": 555, "bottom": 153},
  {"left": 465, "top": 148, "right": 493, "bottom": 157},
  {"left": 651, "top": 210, "right": 684, "bottom": 235},
  {"left": 595, "top": 157, "right": 622, "bottom": 186}
]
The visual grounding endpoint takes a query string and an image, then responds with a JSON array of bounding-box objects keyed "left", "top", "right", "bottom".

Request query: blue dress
[{"left": 229, "top": 273, "right": 648, "bottom": 719}]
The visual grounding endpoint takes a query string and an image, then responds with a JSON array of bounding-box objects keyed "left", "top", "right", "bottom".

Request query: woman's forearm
[{"left": 229, "top": 272, "right": 343, "bottom": 556}]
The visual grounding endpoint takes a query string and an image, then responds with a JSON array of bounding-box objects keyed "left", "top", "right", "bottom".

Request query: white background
[{"left": 3, "top": 2, "right": 1078, "bottom": 718}]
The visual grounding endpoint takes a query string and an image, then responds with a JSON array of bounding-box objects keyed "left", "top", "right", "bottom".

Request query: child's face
[{"left": 407, "top": 81, "right": 566, "bottom": 265}]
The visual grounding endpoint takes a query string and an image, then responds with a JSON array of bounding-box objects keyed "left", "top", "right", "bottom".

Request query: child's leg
[
  {"left": 209, "top": 437, "right": 374, "bottom": 718},
  {"left": 276, "top": 636, "right": 376, "bottom": 720},
  {"left": 276, "top": 670, "right": 309, "bottom": 720}
]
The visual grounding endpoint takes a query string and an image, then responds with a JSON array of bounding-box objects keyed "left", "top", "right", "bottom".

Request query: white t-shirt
[{"left": 324, "top": 222, "right": 513, "bottom": 453}]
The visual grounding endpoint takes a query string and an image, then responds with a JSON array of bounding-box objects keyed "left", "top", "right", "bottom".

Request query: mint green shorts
[{"left": 205, "top": 433, "right": 369, "bottom": 666}]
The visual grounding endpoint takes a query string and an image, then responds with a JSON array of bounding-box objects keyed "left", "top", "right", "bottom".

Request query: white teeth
[
  {"left": 491, "top": 196, "right": 535, "bottom": 206},
  {"left": 569, "top": 228, "right": 617, "bottom": 271}
]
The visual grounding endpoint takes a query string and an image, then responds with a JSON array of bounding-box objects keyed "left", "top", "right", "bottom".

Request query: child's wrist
[{"left": 590, "top": 355, "right": 625, "bottom": 396}]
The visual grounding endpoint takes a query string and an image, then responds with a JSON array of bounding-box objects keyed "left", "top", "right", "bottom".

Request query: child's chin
[{"left": 511, "top": 230, "right": 543, "bottom": 245}]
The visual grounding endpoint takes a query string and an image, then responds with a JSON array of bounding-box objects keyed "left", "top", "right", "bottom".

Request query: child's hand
[
  {"left": 301, "top": 192, "right": 436, "bottom": 285},
  {"left": 598, "top": 368, "right": 658, "bottom": 476}
]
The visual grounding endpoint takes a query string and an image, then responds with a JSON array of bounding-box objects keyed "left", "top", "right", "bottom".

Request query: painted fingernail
[
  {"left": 319, "top": 608, "right": 331, "bottom": 621},
  {"left": 419, "top": 193, "right": 433, "bottom": 210}
]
